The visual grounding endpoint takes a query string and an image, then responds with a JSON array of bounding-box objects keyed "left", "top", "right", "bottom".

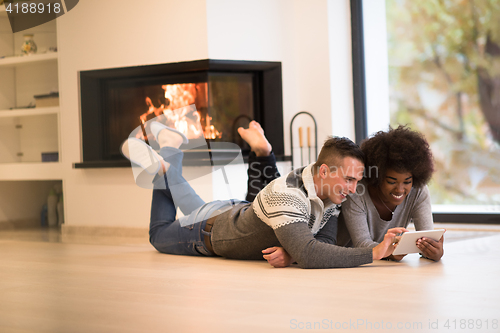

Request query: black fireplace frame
[{"left": 74, "top": 59, "right": 285, "bottom": 168}]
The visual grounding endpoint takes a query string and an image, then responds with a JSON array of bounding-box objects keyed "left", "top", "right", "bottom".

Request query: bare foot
[{"left": 237, "top": 121, "right": 272, "bottom": 156}]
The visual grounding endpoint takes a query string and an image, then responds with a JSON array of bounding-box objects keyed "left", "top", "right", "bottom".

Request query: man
[{"left": 122, "top": 121, "right": 404, "bottom": 269}]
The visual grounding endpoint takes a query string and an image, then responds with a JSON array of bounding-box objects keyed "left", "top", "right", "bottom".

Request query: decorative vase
[{"left": 21, "top": 34, "right": 37, "bottom": 55}]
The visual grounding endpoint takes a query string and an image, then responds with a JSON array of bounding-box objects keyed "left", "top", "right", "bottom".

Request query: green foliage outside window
[{"left": 386, "top": 0, "right": 500, "bottom": 208}]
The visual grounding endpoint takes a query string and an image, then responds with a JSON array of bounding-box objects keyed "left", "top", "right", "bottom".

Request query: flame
[
  {"left": 163, "top": 84, "right": 196, "bottom": 109},
  {"left": 137, "top": 83, "right": 222, "bottom": 141},
  {"left": 204, "top": 116, "right": 222, "bottom": 140}
]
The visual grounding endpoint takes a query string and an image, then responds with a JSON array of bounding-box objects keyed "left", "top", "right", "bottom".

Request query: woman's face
[{"left": 379, "top": 169, "right": 413, "bottom": 205}]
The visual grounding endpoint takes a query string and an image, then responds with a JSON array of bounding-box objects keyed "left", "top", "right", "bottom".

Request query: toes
[
  {"left": 249, "top": 121, "right": 260, "bottom": 129},
  {"left": 237, "top": 127, "right": 249, "bottom": 139},
  {"left": 252, "top": 121, "right": 264, "bottom": 133}
]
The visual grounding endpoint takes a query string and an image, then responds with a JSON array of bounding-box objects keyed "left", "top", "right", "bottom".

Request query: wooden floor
[{"left": 1, "top": 227, "right": 500, "bottom": 333}]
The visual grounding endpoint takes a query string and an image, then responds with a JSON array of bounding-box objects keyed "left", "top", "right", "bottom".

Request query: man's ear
[{"left": 319, "top": 164, "right": 329, "bottom": 179}]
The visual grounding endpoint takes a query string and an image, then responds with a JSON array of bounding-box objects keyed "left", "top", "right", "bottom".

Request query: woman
[{"left": 339, "top": 125, "right": 444, "bottom": 261}]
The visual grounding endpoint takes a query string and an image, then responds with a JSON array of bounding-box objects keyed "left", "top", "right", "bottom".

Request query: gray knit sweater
[
  {"left": 338, "top": 179, "right": 434, "bottom": 248},
  {"left": 211, "top": 164, "right": 373, "bottom": 269}
]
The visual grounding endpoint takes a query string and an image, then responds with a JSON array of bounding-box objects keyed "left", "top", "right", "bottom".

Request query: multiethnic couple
[{"left": 121, "top": 110, "right": 444, "bottom": 269}]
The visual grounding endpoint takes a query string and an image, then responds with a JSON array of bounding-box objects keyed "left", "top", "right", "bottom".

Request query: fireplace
[{"left": 74, "top": 59, "right": 285, "bottom": 168}]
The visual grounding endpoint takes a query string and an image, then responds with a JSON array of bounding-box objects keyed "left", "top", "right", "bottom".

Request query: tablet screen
[{"left": 393, "top": 229, "right": 445, "bottom": 256}]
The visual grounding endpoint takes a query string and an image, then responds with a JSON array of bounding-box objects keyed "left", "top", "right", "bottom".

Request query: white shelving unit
[
  {"left": 0, "top": 162, "right": 63, "bottom": 181},
  {"left": 0, "top": 106, "right": 58, "bottom": 118},
  {"left": 0, "top": 8, "right": 63, "bottom": 228},
  {"left": 0, "top": 51, "right": 58, "bottom": 67},
  {"left": 0, "top": 11, "right": 60, "bottom": 179}
]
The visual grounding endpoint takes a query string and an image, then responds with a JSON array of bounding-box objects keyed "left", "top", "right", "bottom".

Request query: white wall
[
  {"left": 56, "top": 0, "right": 354, "bottom": 229},
  {"left": 57, "top": 0, "right": 210, "bottom": 228},
  {"left": 328, "top": 0, "right": 356, "bottom": 140},
  {"left": 207, "top": 0, "right": 333, "bottom": 156},
  {"left": 207, "top": 0, "right": 336, "bottom": 171}
]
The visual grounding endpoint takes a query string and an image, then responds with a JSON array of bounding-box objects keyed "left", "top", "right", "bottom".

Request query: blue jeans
[{"left": 149, "top": 147, "right": 238, "bottom": 256}]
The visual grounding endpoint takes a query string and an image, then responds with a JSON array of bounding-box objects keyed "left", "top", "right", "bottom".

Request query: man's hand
[
  {"left": 417, "top": 235, "right": 444, "bottom": 261},
  {"left": 372, "top": 227, "right": 409, "bottom": 260},
  {"left": 262, "top": 247, "right": 294, "bottom": 268}
]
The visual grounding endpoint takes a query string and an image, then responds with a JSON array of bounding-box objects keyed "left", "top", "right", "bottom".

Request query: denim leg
[
  {"left": 148, "top": 147, "right": 209, "bottom": 256},
  {"left": 148, "top": 188, "right": 208, "bottom": 256},
  {"left": 158, "top": 146, "right": 205, "bottom": 215}
]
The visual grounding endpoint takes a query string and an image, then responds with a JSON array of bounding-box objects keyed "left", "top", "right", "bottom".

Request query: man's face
[{"left": 316, "top": 157, "right": 365, "bottom": 204}]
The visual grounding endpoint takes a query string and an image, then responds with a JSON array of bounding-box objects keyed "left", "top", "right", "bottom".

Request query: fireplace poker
[
  {"left": 140, "top": 120, "right": 150, "bottom": 145},
  {"left": 298, "top": 126, "right": 304, "bottom": 166},
  {"left": 307, "top": 126, "right": 311, "bottom": 165}
]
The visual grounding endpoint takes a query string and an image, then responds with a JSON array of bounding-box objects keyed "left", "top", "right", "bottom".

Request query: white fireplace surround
[{"left": 49, "top": 0, "right": 355, "bottom": 233}]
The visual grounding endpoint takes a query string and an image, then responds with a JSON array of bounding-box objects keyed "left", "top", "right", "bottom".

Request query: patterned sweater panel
[
  {"left": 253, "top": 164, "right": 340, "bottom": 235},
  {"left": 253, "top": 176, "right": 311, "bottom": 230}
]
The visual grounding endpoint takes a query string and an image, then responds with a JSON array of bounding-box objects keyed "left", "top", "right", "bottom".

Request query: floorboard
[{"left": 1, "top": 228, "right": 499, "bottom": 333}]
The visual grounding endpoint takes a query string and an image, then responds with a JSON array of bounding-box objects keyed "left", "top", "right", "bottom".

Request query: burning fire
[{"left": 138, "top": 83, "right": 222, "bottom": 141}]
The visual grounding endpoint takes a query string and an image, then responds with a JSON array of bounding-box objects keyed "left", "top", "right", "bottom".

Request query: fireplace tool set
[{"left": 290, "top": 111, "right": 318, "bottom": 170}]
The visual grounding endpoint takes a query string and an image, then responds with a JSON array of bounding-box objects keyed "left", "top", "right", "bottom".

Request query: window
[{"left": 352, "top": 0, "right": 500, "bottom": 222}]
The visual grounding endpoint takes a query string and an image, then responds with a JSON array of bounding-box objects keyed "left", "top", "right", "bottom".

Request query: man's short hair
[{"left": 313, "top": 136, "right": 365, "bottom": 173}]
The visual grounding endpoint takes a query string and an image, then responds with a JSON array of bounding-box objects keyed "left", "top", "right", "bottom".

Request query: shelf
[
  {"left": 0, "top": 52, "right": 58, "bottom": 68},
  {"left": 0, "top": 106, "right": 59, "bottom": 118},
  {"left": 0, "top": 162, "right": 63, "bottom": 181}
]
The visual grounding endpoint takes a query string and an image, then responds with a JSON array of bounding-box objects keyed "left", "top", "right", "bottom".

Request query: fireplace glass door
[{"left": 104, "top": 72, "right": 255, "bottom": 160}]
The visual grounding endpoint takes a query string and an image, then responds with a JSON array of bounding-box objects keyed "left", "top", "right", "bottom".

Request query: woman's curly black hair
[{"left": 361, "top": 125, "right": 435, "bottom": 189}]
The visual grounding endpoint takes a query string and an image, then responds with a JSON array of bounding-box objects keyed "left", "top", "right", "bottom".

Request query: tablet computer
[{"left": 393, "top": 229, "right": 445, "bottom": 255}]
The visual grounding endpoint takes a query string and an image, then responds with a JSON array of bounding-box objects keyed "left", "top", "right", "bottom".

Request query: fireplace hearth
[{"left": 74, "top": 59, "right": 285, "bottom": 168}]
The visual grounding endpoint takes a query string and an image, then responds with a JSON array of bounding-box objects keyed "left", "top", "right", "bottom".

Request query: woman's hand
[
  {"left": 262, "top": 247, "right": 294, "bottom": 268},
  {"left": 372, "top": 227, "right": 409, "bottom": 260},
  {"left": 417, "top": 235, "right": 444, "bottom": 261}
]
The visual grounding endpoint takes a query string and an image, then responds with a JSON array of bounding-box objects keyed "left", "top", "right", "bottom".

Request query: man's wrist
[{"left": 372, "top": 248, "right": 381, "bottom": 260}]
